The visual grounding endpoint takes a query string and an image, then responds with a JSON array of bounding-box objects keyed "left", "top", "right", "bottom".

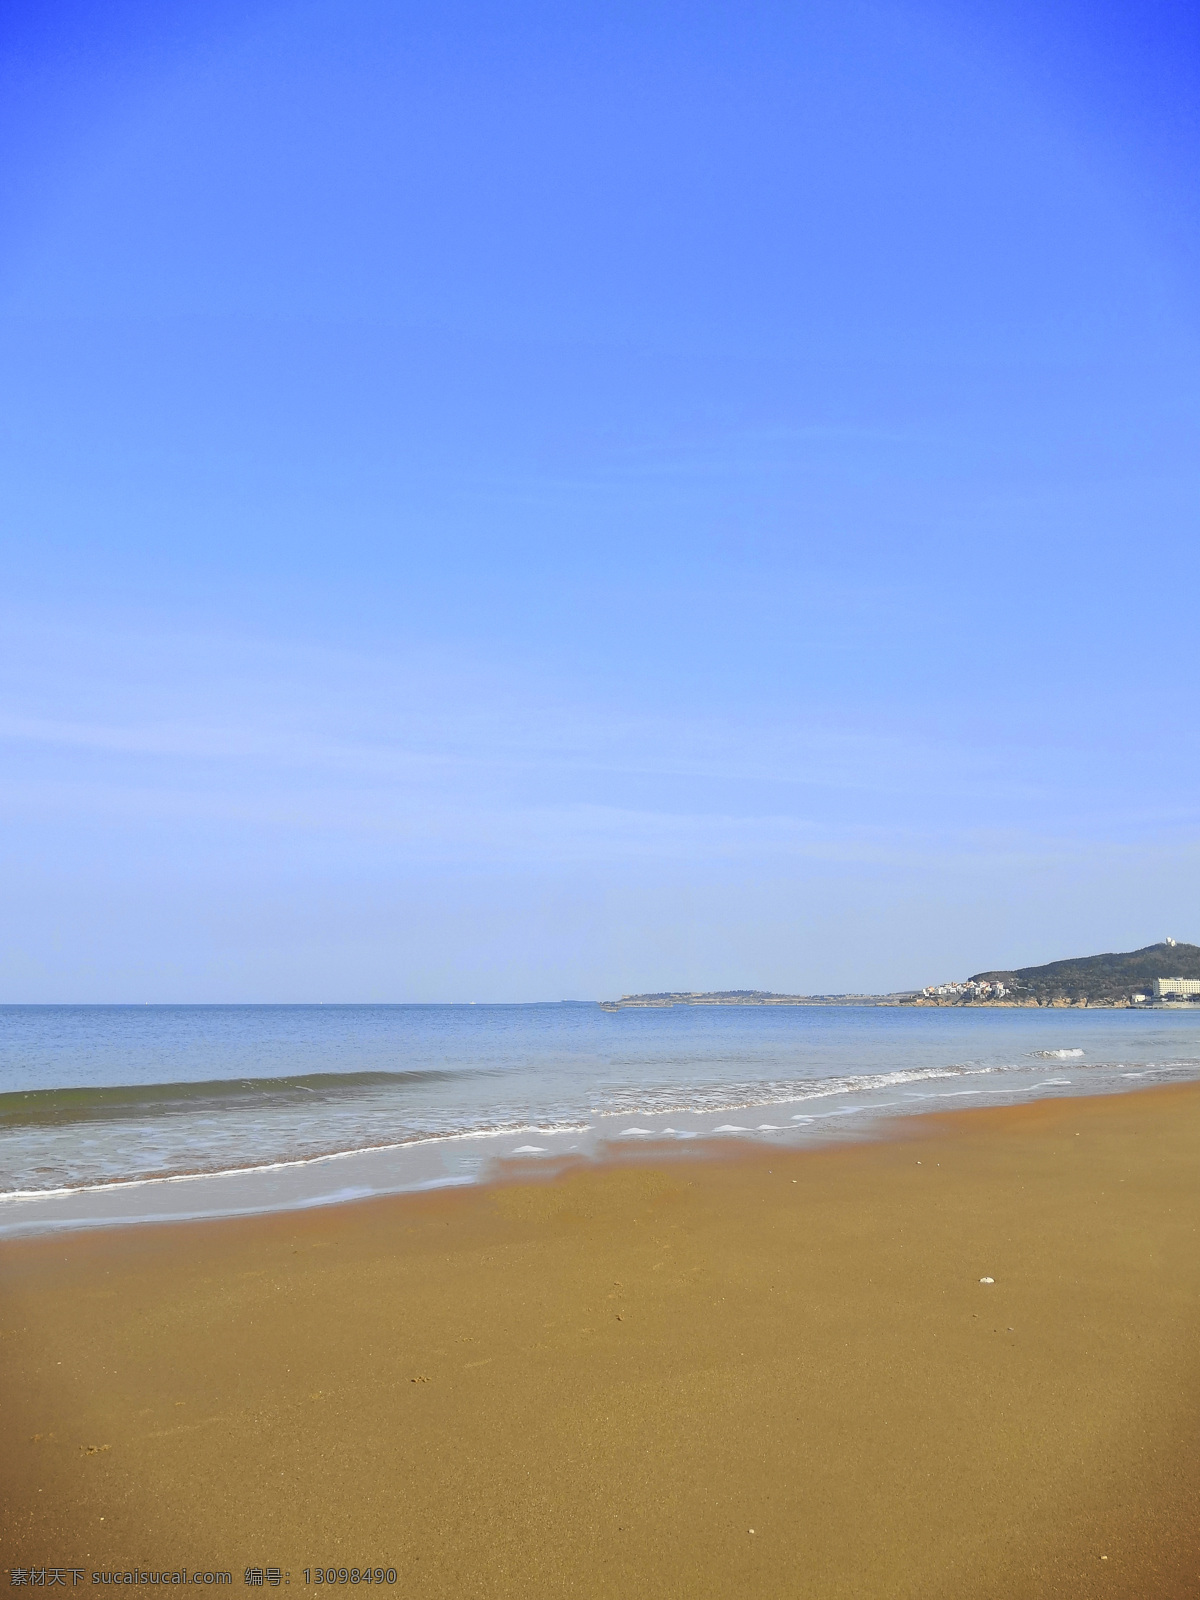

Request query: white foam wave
[
  {"left": 594, "top": 1063, "right": 987, "bottom": 1121},
  {"left": 0, "top": 1120, "right": 592, "bottom": 1203},
  {"left": 6, "top": 1048, "right": 1199, "bottom": 1209}
]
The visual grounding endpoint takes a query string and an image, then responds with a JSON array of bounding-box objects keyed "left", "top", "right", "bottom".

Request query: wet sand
[{"left": 3, "top": 1083, "right": 1199, "bottom": 1598}]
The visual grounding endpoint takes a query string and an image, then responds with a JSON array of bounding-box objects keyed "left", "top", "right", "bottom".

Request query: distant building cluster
[
  {"left": 1148, "top": 978, "right": 1200, "bottom": 1000},
  {"left": 921, "top": 979, "right": 1007, "bottom": 1001}
]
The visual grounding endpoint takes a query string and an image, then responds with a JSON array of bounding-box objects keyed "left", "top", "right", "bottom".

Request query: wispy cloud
[{"left": 3, "top": 614, "right": 1192, "bottom": 878}]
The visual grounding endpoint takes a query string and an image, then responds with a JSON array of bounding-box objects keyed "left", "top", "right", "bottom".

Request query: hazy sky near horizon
[{"left": 2, "top": 0, "right": 1198, "bottom": 1001}]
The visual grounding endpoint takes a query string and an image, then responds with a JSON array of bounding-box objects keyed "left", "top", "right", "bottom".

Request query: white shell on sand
[{"left": 979, "top": 1277, "right": 995, "bottom": 1284}]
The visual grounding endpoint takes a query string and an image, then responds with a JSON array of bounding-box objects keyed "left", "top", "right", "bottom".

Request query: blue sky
[{"left": 2, "top": 0, "right": 1198, "bottom": 1000}]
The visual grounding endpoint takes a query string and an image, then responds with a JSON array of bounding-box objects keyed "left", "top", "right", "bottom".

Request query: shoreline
[
  {"left": 5, "top": 1058, "right": 1199, "bottom": 1238},
  {"left": 605, "top": 997, "right": 1193, "bottom": 1009},
  {"left": 4, "top": 1081, "right": 1200, "bottom": 1596}
]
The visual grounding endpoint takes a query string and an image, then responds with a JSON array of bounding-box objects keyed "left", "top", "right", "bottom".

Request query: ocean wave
[
  {"left": 0, "top": 1067, "right": 487, "bottom": 1129},
  {"left": 4, "top": 1035, "right": 1199, "bottom": 1202},
  {"left": 591, "top": 1063, "right": 992, "bottom": 1119},
  {"left": 0, "top": 1120, "right": 592, "bottom": 1200}
]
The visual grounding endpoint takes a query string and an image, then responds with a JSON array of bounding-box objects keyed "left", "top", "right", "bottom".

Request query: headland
[{"left": 601, "top": 939, "right": 1200, "bottom": 1010}]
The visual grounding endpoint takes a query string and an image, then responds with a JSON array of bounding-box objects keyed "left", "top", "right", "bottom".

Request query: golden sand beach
[{"left": 3, "top": 1083, "right": 1199, "bottom": 1598}]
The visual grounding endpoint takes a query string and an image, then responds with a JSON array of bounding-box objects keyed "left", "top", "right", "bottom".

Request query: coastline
[
  {"left": 3, "top": 1081, "right": 1199, "bottom": 1597},
  {"left": 602, "top": 996, "right": 1177, "bottom": 1009},
  {"left": 6, "top": 1004, "right": 1198, "bottom": 1232},
  {"left": 5, "top": 1040, "right": 1196, "bottom": 1237}
]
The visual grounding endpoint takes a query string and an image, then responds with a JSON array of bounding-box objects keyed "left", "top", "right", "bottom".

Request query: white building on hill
[{"left": 1152, "top": 977, "right": 1200, "bottom": 999}]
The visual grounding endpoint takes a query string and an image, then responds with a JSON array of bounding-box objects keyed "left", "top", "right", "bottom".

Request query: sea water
[{"left": 2, "top": 1002, "right": 1198, "bottom": 1235}]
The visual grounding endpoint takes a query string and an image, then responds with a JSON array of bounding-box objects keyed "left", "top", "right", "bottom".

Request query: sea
[{"left": 2, "top": 1002, "right": 1199, "bottom": 1236}]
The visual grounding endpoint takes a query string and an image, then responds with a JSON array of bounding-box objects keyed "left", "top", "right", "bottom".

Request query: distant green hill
[{"left": 972, "top": 942, "right": 1200, "bottom": 1003}]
